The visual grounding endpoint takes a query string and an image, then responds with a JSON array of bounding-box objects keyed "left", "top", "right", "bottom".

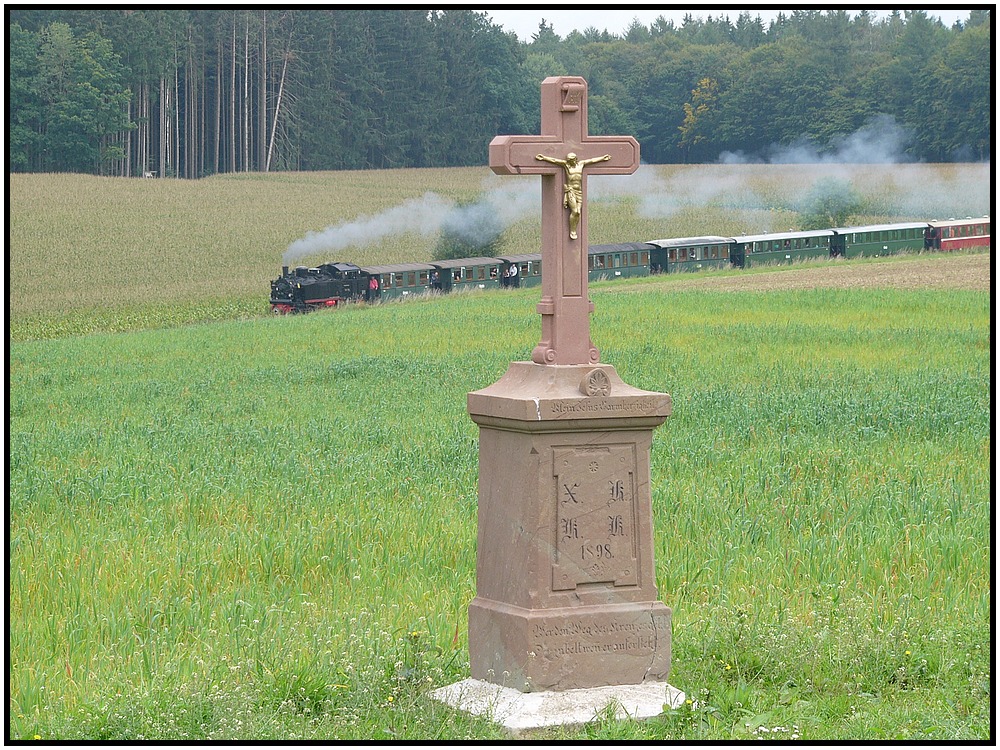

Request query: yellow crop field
[{"left": 8, "top": 163, "right": 989, "bottom": 323}]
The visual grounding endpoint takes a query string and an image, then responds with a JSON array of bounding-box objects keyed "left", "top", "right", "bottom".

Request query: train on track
[{"left": 270, "top": 216, "right": 990, "bottom": 314}]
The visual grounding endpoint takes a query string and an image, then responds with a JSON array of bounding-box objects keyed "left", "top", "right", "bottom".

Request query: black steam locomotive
[{"left": 269, "top": 262, "right": 374, "bottom": 314}]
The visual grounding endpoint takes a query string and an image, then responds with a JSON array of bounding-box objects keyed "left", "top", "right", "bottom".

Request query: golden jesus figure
[{"left": 535, "top": 152, "right": 612, "bottom": 239}]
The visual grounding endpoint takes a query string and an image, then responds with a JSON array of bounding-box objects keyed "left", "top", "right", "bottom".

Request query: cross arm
[
  {"left": 489, "top": 135, "right": 559, "bottom": 175},
  {"left": 491, "top": 135, "right": 640, "bottom": 176}
]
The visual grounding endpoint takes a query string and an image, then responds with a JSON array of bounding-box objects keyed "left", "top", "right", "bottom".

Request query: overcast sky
[{"left": 476, "top": 8, "right": 974, "bottom": 42}]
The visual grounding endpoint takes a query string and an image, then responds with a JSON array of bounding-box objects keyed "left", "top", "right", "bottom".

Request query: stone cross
[
  {"left": 430, "top": 76, "right": 675, "bottom": 714},
  {"left": 489, "top": 76, "right": 640, "bottom": 366}
]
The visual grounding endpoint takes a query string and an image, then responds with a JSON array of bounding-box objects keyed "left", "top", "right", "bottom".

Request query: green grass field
[{"left": 8, "top": 169, "right": 992, "bottom": 740}]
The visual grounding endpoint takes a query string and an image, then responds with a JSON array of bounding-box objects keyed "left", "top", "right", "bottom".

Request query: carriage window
[
  {"left": 489, "top": 267, "right": 498, "bottom": 279},
  {"left": 588, "top": 255, "right": 595, "bottom": 270},
  {"left": 722, "top": 245, "right": 730, "bottom": 259},
  {"left": 613, "top": 254, "right": 622, "bottom": 268},
  {"left": 419, "top": 271, "right": 429, "bottom": 285},
  {"left": 669, "top": 248, "right": 676, "bottom": 261},
  {"left": 679, "top": 248, "right": 688, "bottom": 261},
  {"left": 406, "top": 272, "right": 416, "bottom": 287},
  {"left": 477, "top": 266, "right": 486, "bottom": 281},
  {"left": 641, "top": 251, "right": 649, "bottom": 265},
  {"left": 630, "top": 252, "right": 639, "bottom": 266}
]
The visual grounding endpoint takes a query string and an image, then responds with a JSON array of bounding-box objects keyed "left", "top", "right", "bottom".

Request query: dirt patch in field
[{"left": 644, "top": 253, "right": 991, "bottom": 293}]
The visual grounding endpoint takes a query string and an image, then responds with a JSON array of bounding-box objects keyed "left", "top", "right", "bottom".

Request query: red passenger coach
[{"left": 926, "top": 218, "right": 991, "bottom": 251}]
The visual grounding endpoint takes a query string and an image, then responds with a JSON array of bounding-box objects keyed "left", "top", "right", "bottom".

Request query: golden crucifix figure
[{"left": 535, "top": 152, "right": 612, "bottom": 239}]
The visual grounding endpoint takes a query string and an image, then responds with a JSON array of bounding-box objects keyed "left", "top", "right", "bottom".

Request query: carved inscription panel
[
  {"left": 530, "top": 614, "right": 658, "bottom": 661},
  {"left": 552, "top": 444, "right": 638, "bottom": 591}
]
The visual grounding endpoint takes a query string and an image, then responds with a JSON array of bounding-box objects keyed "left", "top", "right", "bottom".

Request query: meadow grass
[{"left": 9, "top": 279, "right": 991, "bottom": 740}]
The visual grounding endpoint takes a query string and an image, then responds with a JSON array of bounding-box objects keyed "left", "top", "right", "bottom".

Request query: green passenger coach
[
  {"left": 497, "top": 253, "right": 543, "bottom": 288},
  {"left": 647, "top": 236, "right": 733, "bottom": 274},
  {"left": 429, "top": 257, "right": 503, "bottom": 293},
  {"left": 731, "top": 229, "right": 834, "bottom": 268},
  {"left": 359, "top": 262, "right": 436, "bottom": 300},
  {"left": 588, "top": 242, "right": 653, "bottom": 281},
  {"left": 830, "top": 222, "right": 929, "bottom": 258}
]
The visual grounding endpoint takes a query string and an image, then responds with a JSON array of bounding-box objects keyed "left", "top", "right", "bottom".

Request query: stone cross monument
[{"left": 461, "top": 77, "right": 674, "bottom": 699}]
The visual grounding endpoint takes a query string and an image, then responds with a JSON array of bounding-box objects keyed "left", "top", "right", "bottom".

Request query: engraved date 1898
[{"left": 581, "top": 543, "right": 613, "bottom": 560}]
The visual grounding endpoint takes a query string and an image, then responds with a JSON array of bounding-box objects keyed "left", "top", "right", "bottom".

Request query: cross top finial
[{"left": 489, "top": 77, "right": 640, "bottom": 366}]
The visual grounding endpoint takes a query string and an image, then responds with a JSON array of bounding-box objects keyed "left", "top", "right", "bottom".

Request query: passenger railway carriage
[
  {"left": 731, "top": 229, "right": 834, "bottom": 268},
  {"left": 647, "top": 236, "right": 732, "bottom": 274},
  {"left": 830, "top": 222, "right": 929, "bottom": 258},
  {"left": 588, "top": 242, "right": 654, "bottom": 280},
  {"left": 927, "top": 218, "right": 991, "bottom": 251},
  {"left": 429, "top": 257, "right": 504, "bottom": 293},
  {"left": 270, "top": 217, "right": 990, "bottom": 313},
  {"left": 498, "top": 254, "right": 543, "bottom": 288}
]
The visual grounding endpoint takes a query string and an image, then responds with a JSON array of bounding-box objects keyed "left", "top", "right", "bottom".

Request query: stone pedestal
[{"left": 466, "top": 362, "right": 672, "bottom": 692}]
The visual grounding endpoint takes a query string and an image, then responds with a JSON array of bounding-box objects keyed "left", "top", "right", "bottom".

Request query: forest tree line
[{"left": 7, "top": 8, "right": 992, "bottom": 177}]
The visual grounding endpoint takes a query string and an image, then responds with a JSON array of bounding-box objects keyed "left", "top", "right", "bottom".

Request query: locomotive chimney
[{"left": 282, "top": 265, "right": 289, "bottom": 277}]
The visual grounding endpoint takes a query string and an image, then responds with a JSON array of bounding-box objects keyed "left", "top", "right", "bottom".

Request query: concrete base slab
[{"left": 430, "top": 678, "right": 685, "bottom": 734}]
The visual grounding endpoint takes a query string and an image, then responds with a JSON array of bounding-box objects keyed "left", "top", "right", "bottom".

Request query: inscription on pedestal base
[{"left": 469, "top": 599, "right": 672, "bottom": 692}]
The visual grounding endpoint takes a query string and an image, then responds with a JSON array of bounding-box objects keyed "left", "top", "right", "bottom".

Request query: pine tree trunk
[
  {"left": 230, "top": 12, "right": 237, "bottom": 173},
  {"left": 266, "top": 38, "right": 291, "bottom": 172},
  {"left": 243, "top": 11, "right": 250, "bottom": 172},
  {"left": 214, "top": 31, "right": 221, "bottom": 174},
  {"left": 259, "top": 10, "right": 267, "bottom": 171}
]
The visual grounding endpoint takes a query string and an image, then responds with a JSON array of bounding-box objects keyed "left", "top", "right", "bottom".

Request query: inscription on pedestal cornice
[{"left": 548, "top": 397, "right": 660, "bottom": 416}]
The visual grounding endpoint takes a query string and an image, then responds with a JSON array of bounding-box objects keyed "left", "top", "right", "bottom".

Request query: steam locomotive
[{"left": 270, "top": 216, "right": 990, "bottom": 313}]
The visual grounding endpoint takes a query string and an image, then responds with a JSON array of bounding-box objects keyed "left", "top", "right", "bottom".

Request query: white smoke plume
[
  {"left": 283, "top": 181, "right": 549, "bottom": 264},
  {"left": 638, "top": 165, "right": 775, "bottom": 221},
  {"left": 283, "top": 118, "right": 989, "bottom": 263},
  {"left": 283, "top": 170, "right": 657, "bottom": 264},
  {"left": 719, "top": 115, "right": 915, "bottom": 165},
  {"left": 284, "top": 192, "right": 453, "bottom": 264}
]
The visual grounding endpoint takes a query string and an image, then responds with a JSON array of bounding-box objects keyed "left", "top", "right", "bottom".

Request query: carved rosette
[{"left": 580, "top": 369, "right": 612, "bottom": 397}]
